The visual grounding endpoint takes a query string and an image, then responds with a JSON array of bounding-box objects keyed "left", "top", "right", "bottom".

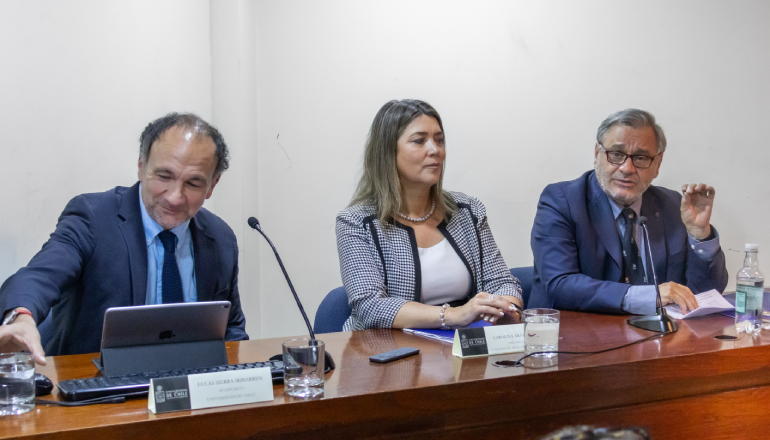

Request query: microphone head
[
  {"left": 247, "top": 217, "right": 260, "bottom": 229},
  {"left": 637, "top": 215, "right": 648, "bottom": 226}
]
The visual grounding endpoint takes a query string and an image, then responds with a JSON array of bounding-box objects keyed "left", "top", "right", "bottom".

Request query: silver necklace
[{"left": 397, "top": 199, "right": 436, "bottom": 223}]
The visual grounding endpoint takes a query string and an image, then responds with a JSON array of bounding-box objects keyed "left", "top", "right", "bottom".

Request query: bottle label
[{"left": 736, "top": 285, "right": 763, "bottom": 315}]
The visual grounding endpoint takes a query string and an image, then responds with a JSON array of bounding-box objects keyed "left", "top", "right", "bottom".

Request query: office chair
[
  {"left": 509, "top": 266, "right": 534, "bottom": 309},
  {"left": 313, "top": 286, "right": 352, "bottom": 334}
]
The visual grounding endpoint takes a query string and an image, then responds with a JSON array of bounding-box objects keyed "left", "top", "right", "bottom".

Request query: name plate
[
  {"left": 451, "top": 324, "right": 525, "bottom": 358},
  {"left": 148, "top": 367, "right": 274, "bottom": 414}
]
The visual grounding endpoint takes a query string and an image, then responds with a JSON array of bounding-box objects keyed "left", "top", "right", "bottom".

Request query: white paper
[
  {"left": 483, "top": 324, "right": 525, "bottom": 354},
  {"left": 188, "top": 368, "right": 274, "bottom": 409},
  {"left": 451, "top": 324, "right": 525, "bottom": 358},
  {"left": 149, "top": 367, "right": 274, "bottom": 413},
  {"left": 663, "top": 289, "right": 734, "bottom": 319}
]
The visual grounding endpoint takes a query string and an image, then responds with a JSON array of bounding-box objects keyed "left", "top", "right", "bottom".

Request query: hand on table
[
  {"left": 680, "top": 183, "right": 715, "bottom": 240},
  {"left": 445, "top": 292, "right": 522, "bottom": 327},
  {"left": 0, "top": 312, "right": 46, "bottom": 365},
  {"left": 484, "top": 294, "right": 524, "bottom": 325},
  {"left": 450, "top": 292, "right": 521, "bottom": 326},
  {"left": 659, "top": 282, "right": 698, "bottom": 315}
]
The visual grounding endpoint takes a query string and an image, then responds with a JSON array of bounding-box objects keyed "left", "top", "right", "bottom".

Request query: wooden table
[{"left": 2, "top": 311, "right": 770, "bottom": 440}]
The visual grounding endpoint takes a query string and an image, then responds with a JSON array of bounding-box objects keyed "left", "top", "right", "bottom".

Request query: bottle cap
[{"left": 746, "top": 243, "right": 759, "bottom": 252}]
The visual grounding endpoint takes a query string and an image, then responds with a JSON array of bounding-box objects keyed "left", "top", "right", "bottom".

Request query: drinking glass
[
  {"left": 523, "top": 309, "right": 560, "bottom": 358},
  {"left": 282, "top": 339, "right": 324, "bottom": 398},
  {"left": 0, "top": 353, "right": 35, "bottom": 415}
]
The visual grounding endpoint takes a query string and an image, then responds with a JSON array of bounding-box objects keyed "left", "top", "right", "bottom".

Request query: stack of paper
[{"left": 663, "top": 289, "right": 735, "bottom": 319}]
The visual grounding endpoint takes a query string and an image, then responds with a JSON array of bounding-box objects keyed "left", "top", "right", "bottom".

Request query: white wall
[
  {"left": 0, "top": 0, "right": 213, "bottom": 279},
  {"left": 1, "top": 1, "right": 768, "bottom": 340},
  {"left": 209, "top": 0, "right": 262, "bottom": 337},
  {"left": 252, "top": 0, "right": 770, "bottom": 337}
]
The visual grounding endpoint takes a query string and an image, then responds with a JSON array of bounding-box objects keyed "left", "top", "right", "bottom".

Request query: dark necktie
[
  {"left": 158, "top": 230, "right": 185, "bottom": 304},
  {"left": 618, "top": 208, "right": 646, "bottom": 285}
]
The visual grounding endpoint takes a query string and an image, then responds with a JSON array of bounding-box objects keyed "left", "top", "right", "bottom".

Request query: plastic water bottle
[{"left": 735, "top": 243, "right": 764, "bottom": 334}]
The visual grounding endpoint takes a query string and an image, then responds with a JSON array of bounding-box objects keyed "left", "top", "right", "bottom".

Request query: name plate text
[
  {"left": 452, "top": 324, "right": 525, "bottom": 358},
  {"left": 148, "top": 367, "right": 274, "bottom": 414}
]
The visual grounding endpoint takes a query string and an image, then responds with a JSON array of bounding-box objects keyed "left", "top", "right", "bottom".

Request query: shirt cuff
[
  {"left": 621, "top": 285, "right": 658, "bottom": 315},
  {"left": 688, "top": 227, "right": 720, "bottom": 262}
]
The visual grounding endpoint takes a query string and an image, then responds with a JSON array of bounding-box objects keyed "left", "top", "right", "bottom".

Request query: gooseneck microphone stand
[
  {"left": 247, "top": 217, "right": 336, "bottom": 370},
  {"left": 627, "top": 216, "right": 679, "bottom": 333}
]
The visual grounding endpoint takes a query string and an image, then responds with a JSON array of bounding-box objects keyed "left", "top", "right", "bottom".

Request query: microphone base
[
  {"left": 627, "top": 311, "right": 679, "bottom": 333},
  {"left": 269, "top": 351, "right": 336, "bottom": 373}
]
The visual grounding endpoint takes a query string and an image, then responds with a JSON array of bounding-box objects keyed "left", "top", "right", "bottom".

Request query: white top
[{"left": 418, "top": 238, "right": 472, "bottom": 305}]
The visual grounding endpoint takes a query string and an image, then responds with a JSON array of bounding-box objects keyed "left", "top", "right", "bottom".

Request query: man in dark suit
[
  {"left": 529, "top": 108, "right": 728, "bottom": 314},
  {"left": 0, "top": 113, "right": 247, "bottom": 364}
]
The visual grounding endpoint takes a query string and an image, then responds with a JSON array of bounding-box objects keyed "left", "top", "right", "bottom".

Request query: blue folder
[{"left": 405, "top": 320, "right": 491, "bottom": 341}]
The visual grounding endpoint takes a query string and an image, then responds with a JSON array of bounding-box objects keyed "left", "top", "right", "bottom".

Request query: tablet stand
[{"left": 92, "top": 339, "right": 228, "bottom": 377}]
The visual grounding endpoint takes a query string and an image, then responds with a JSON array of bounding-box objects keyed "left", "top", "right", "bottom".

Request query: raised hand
[{"left": 680, "top": 183, "right": 714, "bottom": 240}]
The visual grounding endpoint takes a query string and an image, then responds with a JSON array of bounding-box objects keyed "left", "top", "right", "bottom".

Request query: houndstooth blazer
[{"left": 336, "top": 191, "right": 522, "bottom": 331}]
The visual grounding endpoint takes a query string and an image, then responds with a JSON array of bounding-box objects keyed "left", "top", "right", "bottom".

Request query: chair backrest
[
  {"left": 313, "top": 286, "right": 352, "bottom": 334},
  {"left": 510, "top": 266, "right": 534, "bottom": 308}
]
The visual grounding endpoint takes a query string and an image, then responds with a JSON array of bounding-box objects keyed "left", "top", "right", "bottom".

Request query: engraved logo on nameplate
[
  {"left": 457, "top": 328, "right": 489, "bottom": 356},
  {"left": 155, "top": 385, "right": 166, "bottom": 403}
]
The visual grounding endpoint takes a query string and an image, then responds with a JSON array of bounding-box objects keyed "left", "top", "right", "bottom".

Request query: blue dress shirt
[
  {"left": 138, "top": 184, "right": 197, "bottom": 304},
  {"left": 605, "top": 194, "right": 721, "bottom": 315}
]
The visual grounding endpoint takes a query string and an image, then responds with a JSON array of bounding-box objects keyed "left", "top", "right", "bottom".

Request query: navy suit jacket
[
  {"left": 529, "top": 170, "right": 728, "bottom": 313},
  {"left": 0, "top": 183, "right": 248, "bottom": 355}
]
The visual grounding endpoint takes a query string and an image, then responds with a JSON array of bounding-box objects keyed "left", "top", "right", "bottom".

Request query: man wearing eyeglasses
[{"left": 528, "top": 108, "right": 728, "bottom": 315}]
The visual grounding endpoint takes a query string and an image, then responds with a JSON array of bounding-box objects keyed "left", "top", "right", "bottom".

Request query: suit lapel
[
  {"left": 587, "top": 173, "right": 623, "bottom": 274},
  {"left": 641, "top": 190, "right": 667, "bottom": 283},
  {"left": 118, "top": 182, "right": 149, "bottom": 306},
  {"left": 191, "top": 215, "right": 219, "bottom": 302}
]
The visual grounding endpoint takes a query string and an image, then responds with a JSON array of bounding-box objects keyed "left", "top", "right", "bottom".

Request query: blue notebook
[{"left": 403, "top": 321, "right": 491, "bottom": 343}]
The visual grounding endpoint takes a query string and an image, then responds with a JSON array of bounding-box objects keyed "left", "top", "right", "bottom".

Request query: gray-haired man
[{"left": 529, "top": 108, "right": 728, "bottom": 314}]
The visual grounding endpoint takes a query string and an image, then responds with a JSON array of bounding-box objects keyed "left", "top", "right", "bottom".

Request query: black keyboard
[{"left": 57, "top": 361, "right": 285, "bottom": 402}]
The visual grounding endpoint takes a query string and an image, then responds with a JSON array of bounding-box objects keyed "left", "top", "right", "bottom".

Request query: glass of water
[
  {"left": 0, "top": 353, "right": 35, "bottom": 415},
  {"left": 523, "top": 309, "right": 560, "bottom": 358},
  {"left": 282, "top": 339, "right": 324, "bottom": 398}
]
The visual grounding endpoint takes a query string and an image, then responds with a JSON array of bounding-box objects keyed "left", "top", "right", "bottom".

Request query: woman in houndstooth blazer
[{"left": 336, "top": 100, "right": 523, "bottom": 331}]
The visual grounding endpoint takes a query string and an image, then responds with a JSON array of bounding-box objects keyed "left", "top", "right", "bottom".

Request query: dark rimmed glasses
[{"left": 599, "top": 145, "right": 658, "bottom": 169}]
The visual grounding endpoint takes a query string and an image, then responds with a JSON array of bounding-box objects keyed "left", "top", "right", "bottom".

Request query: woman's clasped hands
[{"left": 444, "top": 292, "right": 522, "bottom": 327}]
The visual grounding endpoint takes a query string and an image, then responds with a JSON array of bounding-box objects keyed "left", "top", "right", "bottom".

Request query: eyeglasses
[{"left": 599, "top": 145, "right": 658, "bottom": 169}]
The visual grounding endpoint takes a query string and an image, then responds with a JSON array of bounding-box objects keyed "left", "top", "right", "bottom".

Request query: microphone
[
  {"left": 627, "top": 216, "right": 678, "bottom": 333},
  {"left": 247, "top": 217, "right": 336, "bottom": 370}
]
